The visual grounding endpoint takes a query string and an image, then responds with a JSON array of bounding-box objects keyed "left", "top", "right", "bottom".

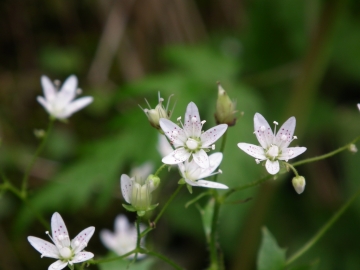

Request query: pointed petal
[
  {"left": 254, "top": 113, "right": 274, "bottom": 149},
  {"left": 265, "top": 159, "right": 280, "bottom": 175},
  {"left": 51, "top": 212, "right": 70, "bottom": 248},
  {"left": 57, "top": 75, "right": 77, "bottom": 107},
  {"left": 62, "top": 97, "right": 93, "bottom": 118},
  {"left": 237, "top": 143, "right": 266, "bottom": 160},
  {"left": 71, "top": 226, "right": 95, "bottom": 254},
  {"left": 278, "top": 147, "right": 307, "bottom": 161},
  {"left": 115, "top": 215, "right": 130, "bottom": 234},
  {"left": 201, "top": 124, "right": 228, "bottom": 147},
  {"left": 274, "top": 116, "right": 296, "bottom": 149},
  {"left": 120, "top": 174, "right": 132, "bottom": 203},
  {"left": 71, "top": 252, "right": 94, "bottom": 263},
  {"left": 27, "top": 236, "right": 59, "bottom": 259},
  {"left": 48, "top": 260, "right": 68, "bottom": 270},
  {"left": 41, "top": 75, "right": 57, "bottom": 102},
  {"left": 99, "top": 229, "right": 116, "bottom": 250},
  {"left": 198, "top": 152, "right": 223, "bottom": 178},
  {"left": 184, "top": 102, "right": 202, "bottom": 137},
  {"left": 160, "top": 119, "right": 187, "bottom": 148},
  {"left": 185, "top": 178, "right": 228, "bottom": 189},
  {"left": 162, "top": 148, "right": 191, "bottom": 164},
  {"left": 184, "top": 102, "right": 200, "bottom": 126},
  {"left": 193, "top": 149, "right": 210, "bottom": 168},
  {"left": 37, "top": 96, "right": 51, "bottom": 114},
  {"left": 157, "top": 134, "right": 174, "bottom": 157}
]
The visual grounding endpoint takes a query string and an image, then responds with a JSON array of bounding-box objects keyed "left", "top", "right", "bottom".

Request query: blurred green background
[{"left": 0, "top": 0, "right": 360, "bottom": 269}]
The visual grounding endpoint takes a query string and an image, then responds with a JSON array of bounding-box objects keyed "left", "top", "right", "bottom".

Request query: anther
[
  {"left": 255, "top": 159, "right": 261, "bottom": 164},
  {"left": 212, "top": 144, "right": 215, "bottom": 150},
  {"left": 201, "top": 120, "right": 206, "bottom": 125},
  {"left": 273, "top": 121, "right": 278, "bottom": 125},
  {"left": 177, "top": 116, "right": 181, "bottom": 122},
  {"left": 218, "top": 169, "right": 223, "bottom": 174}
]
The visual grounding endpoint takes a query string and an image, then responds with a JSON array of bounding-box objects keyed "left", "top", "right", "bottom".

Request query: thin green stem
[
  {"left": 285, "top": 163, "right": 299, "bottom": 177},
  {"left": 146, "top": 251, "right": 184, "bottom": 270},
  {"left": 208, "top": 198, "right": 220, "bottom": 270},
  {"left": 185, "top": 191, "right": 210, "bottom": 208},
  {"left": 154, "top": 163, "right": 168, "bottom": 177},
  {"left": 21, "top": 118, "right": 55, "bottom": 195},
  {"left": 90, "top": 250, "right": 137, "bottom": 264},
  {"left": 224, "top": 175, "right": 273, "bottom": 199},
  {"left": 292, "top": 135, "right": 360, "bottom": 167},
  {"left": 140, "top": 185, "right": 183, "bottom": 237},
  {"left": 286, "top": 186, "right": 360, "bottom": 266}
]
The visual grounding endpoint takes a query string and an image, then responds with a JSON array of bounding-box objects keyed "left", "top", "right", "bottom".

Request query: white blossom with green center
[
  {"left": 160, "top": 102, "right": 228, "bottom": 169},
  {"left": 100, "top": 214, "right": 146, "bottom": 259},
  {"left": 237, "top": 113, "right": 307, "bottom": 175},
  {"left": 37, "top": 75, "right": 93, "bottom": 120},
  {"left": 178, "top": 152, "right": 228, "bottom": 189},
  {"left": 28, "top": 212, "right": 95, "bottom": 270}
]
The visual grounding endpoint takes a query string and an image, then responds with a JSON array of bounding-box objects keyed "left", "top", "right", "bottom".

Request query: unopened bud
[
  {"left": 34, "top": 129, "right": 46, "bottom": 139},
  {"left": 147, "top": 174, "right": 160, "bottom": 192},
  {"left": 214, "top": 83, "right": 237, "bottom": 126},
  {"left": 349, "top": 144, "right": 358, "bottom": 153},
  {"left": 292, "top": 176, "right": 306, "bottom": 195}
]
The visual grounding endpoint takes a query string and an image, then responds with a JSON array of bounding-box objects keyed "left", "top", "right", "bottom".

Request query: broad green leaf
[{"left": 197, "top": 198, "right": 215, "bottom": 243}]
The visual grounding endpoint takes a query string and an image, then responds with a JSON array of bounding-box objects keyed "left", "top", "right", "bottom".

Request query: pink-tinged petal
[
  {"left": 62, "top": 97, "right": 93, "bottom": 118},
  {"left": 57, "top": 75, "right": 77, "bottom": 107},
  {"left": 254, "top": 113, "right": 274, "bottom": 149},
  {"left": 198, "top": 152, "right": 223, "bottom": 178},
  {"left": 184, "top": 102, "right": 201, "bottom": 126},
  {"left": 278, "top": 147, "right": 306, "bottom": 161},
  {"left": 274, "top": 116, "right": 296, "bottom": 149},
  {"left": 71, "top": 226, "right": 95, "bottom": 254},
  {"left": 201, "top": 124, "right": 228, "bottom": 147},
  {"left": 37, "top": 96, "right": 51, "bottom": 114},
  {"left": 27, "top": 236, "right": 59, "bottom": 259},
  {"left": 71, "top": 252, "right": 94, "bottom": 263},
  {"left": 185, "top": 178, "right": 228, "bottom": 189},
  {"left": 48, "top": 260, "right": 68, "bottom": 270},
  {"left": 41, "top": 75, "right": 57, "bottom": 102},
  {"left": 193, "top": 149, "right": 210, "bottom": 169},
  {"left": 157, "top": 134, "right": 174, "bottom": 157},
  {"left": 162, "top": 147, "right": 191, "bottom": 164},
  {"left": 100, "top": 229, "right": 116, "bottom": 250},
  {"left": 183, "top": 102, "right": 202, "bottom": 137},
  {"left": 51, "top": 212, "right": 70, "bottom": 248},
  {"left": 237, "top": 143, "right": 266, "bottom": 160},
  {"left": 160, "top": 119, "right": 187, "bottom": 148},
  {"left": 120, "top": 174, "right": 132, "bottom": 203},
  {"left": 265, "top": 159, "right": 280, "bottom": 175},
  {"left": 115, "top": 215, "right": 130, "bottom": 234}
]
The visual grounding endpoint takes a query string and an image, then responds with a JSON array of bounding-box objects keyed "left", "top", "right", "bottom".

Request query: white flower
[
  {"left": 160, "top": 102, "right": 228, "bottom": 169},
  {"left": 238, "top": 113, "right": 307, "bottom": 175},
  {"left": 100, "top": 215, "right": 146, "bottom": 259},
  {"left": 178, "top": 152, "right": 228, "bottom": 189},
  {"left": 37, "top": 75, "right": 93, "bottom": 119},
  {"left": 157, "top": 134, "right": 174, "bottom": 158},
  {"left": 27, "top": 212, "right": 95, "bottom": 270}
]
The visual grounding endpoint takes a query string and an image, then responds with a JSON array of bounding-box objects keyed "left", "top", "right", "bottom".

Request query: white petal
[
  {"left": 201, "top": 124, "right": 228, "bottom": 147},
  {"left": 157, "top": 134, "right": 174, "bottom": 157},
  {"left": 237, "top": 143, "right": 266, "bottom": 160},
  {"left": 61, "top": 97, "right": 93, "bottom": 118},
  {"left": 278, "top": 147, "right": 307, "bottom": 161},
  {"left": 265, "top": 159, "right": 280, "bottom": 175},
  {"left": 48, "top": 260, "right": 68, "bottom": 270},
  {"left": 120, "top": 174, "right": 133, "bottom": 203},
  {"left": 160, "top": 119, "right": 187, "bottom": 148},
  {"left": 115, "top": 215, "right": 130, "bottom": 234},
  {"left": 71, "top": 251, "right": 94, "bottom": 263},
  {"left": 183, "top": 102, "right": 202, "bottom": 137},
  {"left": 56, "top": 75, "right": 77, "bottom": 107},
  {"left": 254, "top": 113, "right": 274, "bottom": 149},
  {"left": 193, "top": 149, "right": 210, "bottom": 169},
  {"left": 51, "top": 212, "right": 70, "bottom": 248},
  {"left": 274, "top": 116, "right": 296, "bottom": 149},
  {"left": 41, "top": 75, "right": 57, "bottom": 102},
  {"left": 71, "top": 226, "right": 95, "bottom": 254},
  {"left": 162, "top": 147, "right": 191, "bottom": 164},
  {"left": 27, "top": 236, "right": 59, "bottom": 259},
  {"left": 185, "top": 178, "right": 228, "bottom": 189},
  {"left": 100, "top": 229, "right": 117, "bottom": 250},
  {"left": 37, "top": 96, "right": 51, "bottom": 114},
  {"left": 184, "top": 102, "right": 201, "bottom": 126},
  {"left": 198, "top": 152, "right": 223, "bottom": 178}
]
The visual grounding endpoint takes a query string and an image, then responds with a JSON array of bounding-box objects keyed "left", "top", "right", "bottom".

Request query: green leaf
[
  {"left": 257, "top": 227, "right": 286, "bottom": 270},
  {"left": 197, "top": 198, "right": 215, "bottom": 243},
  {"left": 288, "top": 259, "right": 320, "bottom": 270}
]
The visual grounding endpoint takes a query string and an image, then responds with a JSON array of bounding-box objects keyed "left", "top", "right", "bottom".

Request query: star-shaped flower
[
  {"left": 27, "top": 212, "right": 95, "bottom": 270},
  {"left": 160, "top": 102, "right": 228, "bottom": 169},
  {"left": 37, "top": 75, "right": 93, "bottom": 120},
  {"left": 100, "top": 214, "right": 146, "bottom": 259},
  {"left": 178, "top": 152, "right": 228, "bottom": 189},
  {"left": 237, "top": 113, "right": 306, "bottom": 175}
]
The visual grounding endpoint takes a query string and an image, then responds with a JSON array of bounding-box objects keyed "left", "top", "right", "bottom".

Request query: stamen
[
  {"left": 144, "top": 98, "right": 151, "bottom": 109},
  {"left": 211, "top": 144, "right": 215, "bottom": 150},
  {"left": 293, "top": 136, "right": 297, "bottom": 140},
  {"left": 45, "top": 231, "right": 56, "bottom": 245},
  {"left": 201, "top": 120, "right": 206, "bottom": 125},
  {"left": 273, "top": 121, "right": 278, "bottom": 135},
  {"left": 177, "top": 116, "right": 181, "bottom": 122},
  {"left": 255, "top": 159, "right": 261, "bottom": 164},
  {"left": 218, "top": 169, "right": 223, "bottom": 174}
]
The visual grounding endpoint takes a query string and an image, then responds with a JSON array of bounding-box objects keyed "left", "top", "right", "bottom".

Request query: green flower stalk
[{"left": 214, "top": 83, "right": 237, "bottom": 126}]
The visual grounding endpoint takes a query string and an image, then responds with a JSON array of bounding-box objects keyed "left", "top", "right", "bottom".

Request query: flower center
[
  {"left": 266, "top": 145, "right": 279, "bottom": 160},
  {"left": 186, "top": 138, "right": 199, "bottom": 150},
  {"left": 59, "top": 247, "right": 72, "bottom": 259}
]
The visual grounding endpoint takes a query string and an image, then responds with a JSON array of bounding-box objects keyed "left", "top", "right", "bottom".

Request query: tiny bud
[
  {"left": 34, "top": 129, "right": 46, "bottom": 139},
  {"left": 349, "top": 144, "right": 358, "bottom": 153},
  {"left": 214, "top": 83, "right": 237, "bottom": 126},
  {"left": 292, "top": 176, "right": 306, "bottom": 194},
  {"left": 147, "top": 174, "right": 161, "bottom": 192}
]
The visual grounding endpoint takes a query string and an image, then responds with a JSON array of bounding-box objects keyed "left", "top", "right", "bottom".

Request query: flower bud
[
  {"left": 214, "top": 83, "right": 237, "bottom": 126},
  {"left": 349, "top": 144, "right": 358, "bottom": 153},
  {"left": 147, "top": 174, "right": 160, "bottom": 192},
  {"left": 292, "top": 176, "right": 306, "bottom": 194},
  {"left": 140, "top": 92, "right": 174, "bottom": 133}
]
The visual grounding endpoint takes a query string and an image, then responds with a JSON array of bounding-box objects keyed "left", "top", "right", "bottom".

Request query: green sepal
[
  {"left": 137, "top": 211, "right": 146, "bottom": 216},
  {"left": 67, "top": 264, "right": 74, "bottom": 270},
  {"left": 122, "top": 204, "right": 136, "bottom": 212},
  {"left": 178, "top": 178, "right": 186, "bottom": 184},
  {"left": 147, "top": 203, "right": 159, "bottom": 211},
  {"left": 186, "top": 184, "right": 193, "bottom": 194}
]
